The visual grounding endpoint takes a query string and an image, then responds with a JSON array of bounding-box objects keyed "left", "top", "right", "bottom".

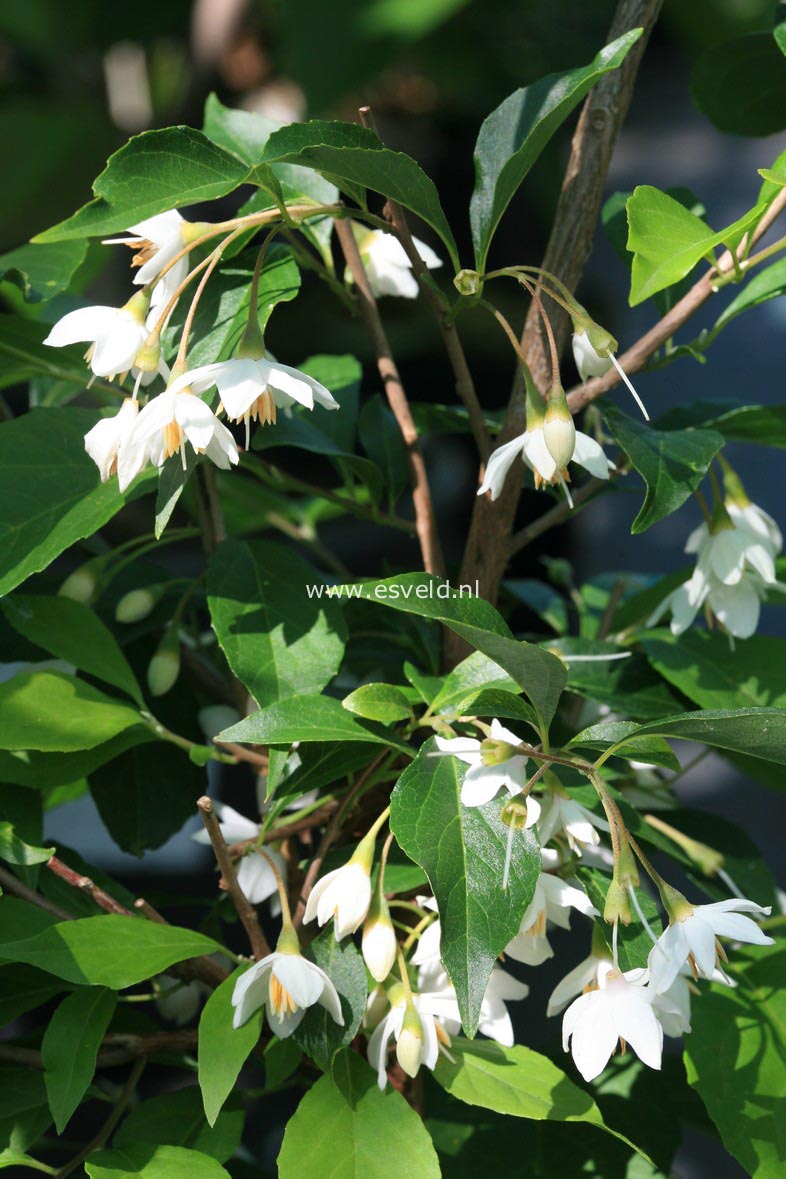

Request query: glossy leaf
[
  {"left": 391, "top": 740, "right": 540, "bottom": 1033},
  {"left": 342, "top": 683, "right": 413, "bottom": 724},
  {"left": 207, "top": 539, "right": 346, "bottom": 708},
  {"left": 470, "top": 30, "right": 642, "bottom": 269},
  {"left": 36, "top": 127, "right": 251, "bottom": 242},
  {"left": 85, "top": 1144, "right": 230, "bottom": 1179},
  {"left": 198, "top": 968, "right": 263, "bottom": 1127},
  {"left": 0, "top": 964, "right": 68, "bottom": 1026},
  {"left": 546, "top": 638, "right": 680, "bottom": 720},
  {"left": 345, "top": 574, "right": 566, "bottom": 730},
  {"left": 0, "top": 914, "right": 220, "bottom": 986},
  {"left": 0, "top": 671, "right": 144, "bottom": 752},
  {"left": 277, "top": 1050, "right": 441, "bottom": 1178},
  {"left": 0, "top": 821, "right": 53, "bottom": 867},
  {"left": 2, "top": 594, "right": 142, "bottom": 706},
  {"left": 642, "top": 630, "right": 786, "bottom": 713},
  {"left": 604, "top": 405, "right": 724, "bottom": 533},
  {"left": 42, "top": 986, "right": 117, "bottom": 1132},
  {"left": 0, "top": 239, "right": 87, "bottom": 302},
  {"left": 691, "top": 33, "right": 786, "bottom": 137},
  {"left": 217, "top": 695, "right": 412, "bottom": 756},
  {"left": 293, "top": 930, "right": 367, "bottom": 1071},
  {"left": 572, "top": 708, "right": 786, "bottom": 767},
  {"left": 114, "top": 1088, "right": 243, "bottom": 1163}
]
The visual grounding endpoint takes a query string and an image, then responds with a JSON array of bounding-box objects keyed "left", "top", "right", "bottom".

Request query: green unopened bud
[
  {"left": 115, "top": 587, "right": 160, "bottom": 624},
  {"left": 480, "top": 737, "right": 518, "bottom": 766},
  {"left": 603, "top": 877, "right": 632, "bottom": 926},
  {"left": 542, "top": 385, "right": 576, "bottom": 471},
  {"left": 644, "top": 814, "right": 724, "bottom": 877},
  {"left": 59, "top": 561, "right": 100, "bottom": 604},
  {"left": 147, "top": 629, "right": 180, "bottom": 697},
  {"left": 718, "top": 455, "right": 750, "bottom": 509},
  {"left": 453, "top": 268, "right": 483, "bottom": 297},
  {"left": 396, "top": 1000, "right": 425, "bottom": 1078}
]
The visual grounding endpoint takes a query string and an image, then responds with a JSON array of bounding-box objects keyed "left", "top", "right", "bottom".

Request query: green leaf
[
  {"left": 0, "top": 408, "right": 135, "bottom": 597},
  {"left": 567, "top": 722, "right": 681, "bottom": 772},
  {"left": 626, "top": 185, "right": 764, "bottom": 305},
  {"left": 259, "top": 120, "right": 458, "bottom": 267},
  {"left": 358, "top": 395, "right": 410, "bottom": 505},
  {"left": 0, "top": 914, "right": 220, "bottom": 986},
  {"left": 545, "top": 638, "right": 680, "bottom": 721},
  {"left": 2, "top": 594, "right": 142, "bottom": 706},
  {"left": 344, "top": 574, "right": 566, "bottom": 730},
  {"left": 114, "top": 1088, "right": 243, "bottom": 1163},
  {"left": 42, "top": 986, "right": 117, "bottom": 1132},
  {"left": 434, "top": 1039, "right": 644, "bottom": 1156},
  {"left": 198, "top": 967, "right": 262, "bottom": 1127},
  {"left": 0, "top": 239, "right": 87, "bottom": 302},
  {"left": 342, "top": 683, "right": 413, "bottom": 724},
  {"left": 178, "top": 244, "right": 300, "bottom": 368},
  {"left": 89, "top": 742, "right": 204, "bottom": 857},
  {"left": 0, "top": 822, "right": 53, "bottom": 867},
  {"left": 0, "top": 1065, "right": 52, "bottom": 1155},
  {"left": 0, "top": 671, "right": 144, "bottom": 753},
  {"left": 391, "top": 740, "right": 540, "bottom": 1033},
  {"left": 217, "top": 695, "right": 412, "bottom": 757},
  {"left": 35, "top": 127, "right": 250, "bottom": 242},
  {"left": 0, "top": 728, "right": 156, "bottom": 790},
  {"left": 154, "top": 451, "right": 194, "bottom": 540},
  {"left": 85, "top": 1144, "right": 230, "bottom": 1179},
  {"left": 691, "top": 33, "right": 786, "bottom": 137},
  {"left": 427, "top": 651, "right": 519, "bottom": 715},
  {"left": 504, "top": 579, "right": 568, "bottom": 634},
  {"left": 293, "top": 930, "right": 367, "bottom": 1071},
  {"left": 0, "top": 964, "right": 68, "bottom": 1025},
  {"left": 642, "top": 630, "right": 786, "bottom": 712},
  {"left": 572, "top": 708, "right": 786, "bottom": 767},
  {"left": 263, "top": 1037, "right": 302, "bottom": 1090},
  {"left": 684, "top": 947, "right": 786, "bottom": 1178},
  {"left": 603, "top": 405, "right": 724, "bottom": 533},
  {"left": 207, "top": 539, "right": 346, "bottom": 707},
  {"left": 714, "top": 257, "right": 786, "bottom": 334},
  {"left": 470, "top": 30, "right": 642, "bottom": 270},
  {"left": 657, "top": 399, "right": 786, "bottom": 448},
  {"left": 270, "top": 741, "right": 379, "bottom": 804},
  {"left": 277, "top": 1050, "right": 441, "bottom": 1178}
]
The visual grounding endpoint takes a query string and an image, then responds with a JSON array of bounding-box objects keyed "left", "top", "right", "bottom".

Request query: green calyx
[
  {"left": 275, "top": 920, "right": 302, "bottom": 957},
  {"left": 499, "top": 796, "right": 534, "bottom": 831},
  {"left": 584, "top": 320, "right": 618, "bottom": 358},
  {"left": 603, "top": 877, "right": 632, "bottom": 926},
  {"left": 719, "top": 454, "right": 750, "bottom": 509},
  {"left": 237, "top": 316, "right": 266, "bottom": 360},
  {"left": 180, "top": 219, "right": 211, "bottom": 245},
  {"left": 591, "top": 922, "right": 614, "bottom": 961},
  {"left": 659, "top": 882, "right": 693, "bottom": 924},
  {"left": 454, "top": 268, "right": 483, "bottom": 297},
  {"left": 124, "top": 287, "right": 152, "bottom": 324},
  {"left": 480, "top": 736, "right": 518, "bottom": 766}
]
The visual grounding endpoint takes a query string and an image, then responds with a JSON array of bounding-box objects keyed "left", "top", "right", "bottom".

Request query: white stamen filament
[
  {"left": 611, "top": 918, "right": 619, "bottom": 968},
  {"left": 628, "top": 883, "right": 659, "bottom": 945},
  {"left": 502, "top": 814, "right": 516, "bottom": 891},
  {"left": 558, "top": 472, "right": 574, "bottom": 510},
  {"left": 561, "top": 652, "right": 632, "bottom": 663},
  {"left": 610, "top": 353, "right": 649, "bottom": 421},
  {"left": 716, "top": 867, "right": 745, "bottom": 900}
]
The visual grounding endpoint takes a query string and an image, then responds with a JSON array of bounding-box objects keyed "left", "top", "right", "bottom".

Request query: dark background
[{"left": 2, "top": 1, "right": 785, "bottom": 1175}]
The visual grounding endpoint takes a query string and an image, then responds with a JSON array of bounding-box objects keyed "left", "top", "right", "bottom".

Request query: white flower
[
  {"left": 572, "top": 328, "right": 649, "bottom": 420},
  {"left": 354, "top": 227, "right": 442, "bottom": 299},
  {"left": 477, "top": 426, "right": 612, "bottom": 503},
  {"left": 362, "top": 910, "right": 398, "bottom": 983},
  {"left": 192, "top": 802, "right": 285, "bottom": 909},
  {"left": 652, "top": 565, "right": 772, "bottom": 641},
  {"left": 367, "top": 991, "right": 447, "bottom": 1089},
  {"left": 418, "top": 965, "right": 528, "bottom": 1048},
  {"left": 648, "top": 898, "right": 773, "bottom": 994},
  {"left": 651, "top": 973, "right": 693, "bottom": 1038},
  {"left": 231, "top": 947, "right": 344, "bottom": 1036},
  {"left": 84, "top": 399, "right": 147, "bottom": 486},
  {"left": 547, "top": 951, "right": 611, "bottom": 1016},
  {"left": 154, "top": 974, "right": 205, "bottom": 1025},
  {"left": 44, "top": 295, "right": 150, "bottom": 380},
  {"left": 118, "top": 388, "right": 239, "bottom": 486},
  {"left": 171, "top": 358, "right": 338, "bottom": 449},
  {"left": 104, "top": 210, "right": 192, "bottom": 306},
  {"left": 537, "top": 789, "right": 609, "bottom": 854},
  {"left": 433, "top": 719, "right": 533, "bottom": 810},
  {"left": 505, "top": 874, "right": 597, "bottom": 966},
  {"left": 685, "top": 515, "right": 777, "bottom": 587},
  {"left": 562, "top": 965, "right": 663, "bottom": 1081},
  {"left": 304, "top": 860, "right": 373, "bottom": 940}
]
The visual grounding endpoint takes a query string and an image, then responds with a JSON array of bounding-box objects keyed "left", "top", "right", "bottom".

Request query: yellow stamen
[
  {"left": 269, "top": 972, "right": 299, "bottom": 1018},
  {"left": 162, "top": 419, "right": 184, "bottom": 461}
]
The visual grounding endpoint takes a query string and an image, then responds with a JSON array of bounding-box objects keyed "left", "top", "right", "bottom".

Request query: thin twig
[
  {"left": 134, "top": 898, "right": 168, "bottom": 923},
  {"left": 292, "top": 751, "right": 389, "bottom": 928},
  {"left": 56, "top": 1058, "right": 146, "bottom": 1178},
  {"left": 334, "top": 217, "right": 444, "bottom": 575},
  {"left": 0, "top": 1032, "right": 199, "bottom": 1071},
  {"left": 508, "top": 477, "right": 606, "bottom": 555},
  {"left": 0, "top": 864, "right": 72, "bottom": 920},
  {"left": 358, "top": 104, "right": 490, "bottom": 460},
  {"left": 46, "top": 856, "right": 132, "bottom": 915},
  {"left": 197, "top": 796, "right": 271, "bottom": 959},
  {"left": 214, "top": 741, "right": 270, "bottom": 770}
]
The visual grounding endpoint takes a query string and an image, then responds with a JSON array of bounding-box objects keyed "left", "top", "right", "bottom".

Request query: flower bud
[
  {"left": 115, "top": 586, "right": 160, "bottom": 624},
  {"left": 542, "top": 385, "right": 576, "bottom": 472},
  {"left": 59, "top": 562, "right": 100, "bottom": 604},
  {"left": 453, "top": 269, "right": 483, "bottom": 297},
  {"left": 396, "top": 1001, "right": 425, "bottom": 1079},
  {"left": 603, "top": 878, "right": 632, "bottom": 926},
  {"left": 147, "top": 629, "right": 180, "bottom": 697},
  {"left": 362, "top": 896, "right": 397, "bottom": 983}
]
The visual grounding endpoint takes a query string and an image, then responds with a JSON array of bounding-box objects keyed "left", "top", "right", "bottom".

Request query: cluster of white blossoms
[
  {"left": 651, "top": 487, "right": 783, "bottom": 641},
  {"left": 43, "top": 210, "right": 431, "bottom": 492}
]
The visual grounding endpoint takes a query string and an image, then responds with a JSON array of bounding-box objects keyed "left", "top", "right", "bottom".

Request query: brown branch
[
  {"left": 508, "top": 477, "right": 606, "bottom": 555},
  {"left": 0, "top": 864, "right": 72, "bottom": 920},
  {"left": 0, "top": 1031, "right": 198, "bottom": 1072},
  {"left": 292, "top": 752, "right": 389, "bottom": 929},
  {"left": 566, "top": 184, "right": 786, "bottom": 414},
  {"left": 334, "top": 217, "right": 445, "bottom": 575},
  {"left": 197, "top": 796, "right": 271, "bottom": 960},
  {"left": 358, "top": 105, "right": 491, "bottom": 460},
  {"left": 263, "top": 801, "right": 340, "bottom": 843},
  {"left": 46, "top": 856, "right": 132, "bottom": 915},
  {"left": 214, "top": 741, "right": 270, "bottom": 770},
  {"left": 455, "top": 0, "right": 662, "bottom": 617}
]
